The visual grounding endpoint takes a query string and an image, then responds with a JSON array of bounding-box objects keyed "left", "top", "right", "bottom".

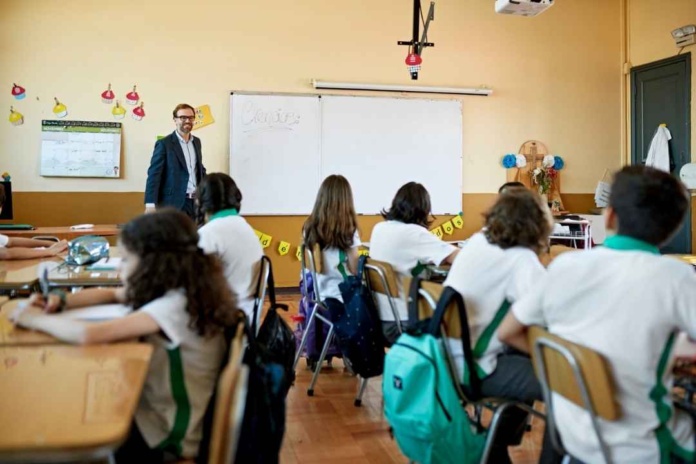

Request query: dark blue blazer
[{"left": 144, "top": 131, "right": 206, "bottom": 210}]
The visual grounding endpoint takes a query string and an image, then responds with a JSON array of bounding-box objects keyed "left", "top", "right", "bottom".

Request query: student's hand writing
[
  {"left": 27, "top": 292, "right": 63, "bottom": 313},
  {"left": 48, "top": 240, "right": 68, "bottom": 255}
]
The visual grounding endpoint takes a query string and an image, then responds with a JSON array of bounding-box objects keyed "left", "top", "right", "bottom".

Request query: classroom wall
[
  {"left": 0, "top": 0, "right": 620, "bottom": 286},
  {"left": 628, "top": 0, "right": 696, "bottom": 158}
]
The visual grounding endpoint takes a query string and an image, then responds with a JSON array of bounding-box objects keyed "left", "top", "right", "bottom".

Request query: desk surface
[
  {"left": 48, "top": 247, "right": 122, "bottom": 288},
  {"left": 1, "top": 225, "right": 120, "bottom": 240},
  {"left": 0, "top": 299, "right": 62, "bottom": 346},
  {"left": 0, "top": 256, "right": 63, "bottom": 291},
  {"left": 0, "top": 343, "right": 152, "bottom": 462}
]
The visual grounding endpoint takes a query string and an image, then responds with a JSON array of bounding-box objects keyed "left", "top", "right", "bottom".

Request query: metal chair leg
[
  {"left": 307, "top": 312, "right": 334, "bottom": 396},
  {"left": 293, "top": 299, "right": 314, "bottom": 370},
  {"left": 355, "top": 377, "right": 368, "bottom": 407}
]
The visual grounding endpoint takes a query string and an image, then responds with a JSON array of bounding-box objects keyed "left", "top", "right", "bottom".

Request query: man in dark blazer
[{"left": 144, "top": 103, "right": 206, "bottom": 220}]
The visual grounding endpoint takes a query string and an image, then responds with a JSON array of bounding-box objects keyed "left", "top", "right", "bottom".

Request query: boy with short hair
[
  {"left": 499, "top": 165, "right": 695, "bottom": 463},
  {"left": 0, "top": 185, "right": 67, "bottom": 260}
]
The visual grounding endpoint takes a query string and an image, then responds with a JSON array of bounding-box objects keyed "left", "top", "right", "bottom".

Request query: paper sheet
[{"left": 57, "top": 304, "right": 130, "bottom": 321}]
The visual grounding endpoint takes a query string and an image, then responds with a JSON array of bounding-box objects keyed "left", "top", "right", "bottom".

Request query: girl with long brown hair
[
  {"left": 13, "top": 209, "right": 240, "bottom": 462},
  {"left": 303, "top": 174, "right": 361, "bottom": 304}
]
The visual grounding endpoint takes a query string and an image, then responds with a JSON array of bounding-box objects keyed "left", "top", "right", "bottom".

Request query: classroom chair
[
  {"left": 528, "top": 326, "right": 621, "bottom": 464},
  {"left": 352, "top": 259, "right": 403, "bottom": 407},
  {"left": 407, "top": 278, "right": 547, "bottom": 464},
  {"left": 31, "top": 235, "right": 60, "bottom": 242},
  {"left": 207, "top": 322, "right": 250, "bottom": 464},
  {"left": 293, "top": 243, "right": 337, "bottom": 397}
]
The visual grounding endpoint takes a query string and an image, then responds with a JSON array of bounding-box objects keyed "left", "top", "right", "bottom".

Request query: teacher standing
[{"left": 144, "top": 103, "right": 206, "bottom": 220}]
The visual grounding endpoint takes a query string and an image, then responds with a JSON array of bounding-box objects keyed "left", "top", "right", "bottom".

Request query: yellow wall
[
  {"left": 0, "top": 0, "right": 619, "bottom": 285},
  {"left": 1, "top": 0, "right": 621, "bottom": 194},
  {"left": 628, "top": 0, "right": 696, "bottom": 159}
]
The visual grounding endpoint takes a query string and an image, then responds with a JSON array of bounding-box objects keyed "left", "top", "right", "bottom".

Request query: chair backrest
[
  {"left": 32, "top": 235, "right": 60, "bottom": 242},
  {"left": 365, "top": 258, "right": 403, "bottom": 326},
  {"left": 528, "top": 325, "right": 620, "bottom": 421},
  {"left": 208, "top": 323, "right": 250, "bottom": 464},
  {"left": 405, "top": 277, "right": 462, "bottom": 338},
  {"left": 300, "top": 243, "right": 323, "bottom": 302},
  {"left": 251, "top": 257, "right": 271, "bottom": 334}
]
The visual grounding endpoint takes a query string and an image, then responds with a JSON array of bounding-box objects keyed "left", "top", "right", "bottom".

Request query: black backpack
[{"left": 328, "top": 255, "right": 385, "bottom": 378}]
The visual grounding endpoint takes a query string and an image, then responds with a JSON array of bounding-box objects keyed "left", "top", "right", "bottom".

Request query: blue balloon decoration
[
  {"left": 502, "top": 154, "right": 517, "bottom": 169},
  {"left": 553, "top": 156, "right": 564, "bottom": 170}
]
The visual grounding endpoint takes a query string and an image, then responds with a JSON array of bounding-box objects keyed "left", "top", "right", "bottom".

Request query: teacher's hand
[{"left": 144, "top": 205, "right": 156, "bottom": 214}]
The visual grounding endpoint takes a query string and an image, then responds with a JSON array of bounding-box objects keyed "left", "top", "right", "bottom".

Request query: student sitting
[
  {"left": 443, "top": 188, "right": 559, "bottom": 464},
  {"left": 302, "top": 174, "right": 361, "bottom": 308},
  {"left": 0, "top": 184, "right": 67, "bottom": 260},
  {"left": 197, "top": 173, "right": 264, "bottom": 323},
  {"left": 369, "top": 182, "right": 458, "bottom": 344},
  {"left": 12, "top": 209, "right": 240, "bottom": 463},
  {"left": 499, "top": 165, "right": 695, "bottom": 463}
]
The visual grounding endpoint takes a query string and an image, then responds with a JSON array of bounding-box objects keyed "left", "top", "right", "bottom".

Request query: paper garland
[{"left": 251, "top": 212, "right": 465, "bottom": 262}]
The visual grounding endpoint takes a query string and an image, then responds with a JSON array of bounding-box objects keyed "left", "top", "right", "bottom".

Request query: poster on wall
[{"left": 40, "top": 120, "right": 122, "bottom": 178}]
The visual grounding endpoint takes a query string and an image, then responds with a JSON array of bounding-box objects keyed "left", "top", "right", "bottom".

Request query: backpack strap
[
  {"left": 407, "top": 276, "right": 425, "bottom": 327},
  {"left": 428, "top": 286, "right": 481, "bottom": 400}
]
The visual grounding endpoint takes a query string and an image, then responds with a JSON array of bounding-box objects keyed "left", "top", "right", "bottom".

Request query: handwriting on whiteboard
[{"left": 240, "top": 101, "right": 301, "bottom": 133}]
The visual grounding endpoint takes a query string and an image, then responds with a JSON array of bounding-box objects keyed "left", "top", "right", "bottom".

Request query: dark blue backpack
[{"left": 327, "top": 255, "right": 385, "bottom": 378}]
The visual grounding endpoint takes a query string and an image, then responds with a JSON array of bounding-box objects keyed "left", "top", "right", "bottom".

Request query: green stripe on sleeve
[{"left": 157, "top": 347, "right": 191, "bottom": 456}]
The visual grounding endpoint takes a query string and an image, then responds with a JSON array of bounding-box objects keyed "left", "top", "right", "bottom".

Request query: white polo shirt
[
  {"left": 443, "top": 232, "right": 545, "bottom": 378},
  {"left": 314, "top": 231, "right": 361, "bottom": 302},
  {"left": 512, "top": 235, "right": 696, "bottom": 463},
  {"left": 0, "top": 234, "right": 8, "bottom": 247},
  {"left": 198, "top": 209, "right": 264, "bottom": 320},
  {"left": 135, "top": 290, "right": 227, "bottom": 458},
  {"left": 369, "top": 220, "right": 457, "bottom": 321}
]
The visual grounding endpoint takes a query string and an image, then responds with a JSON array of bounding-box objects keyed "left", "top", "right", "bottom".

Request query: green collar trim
[
  {"left": 209, "top": 208, "right": 238, "bottom": 221},
  {"left": 603, "top": 235, "right": 659, "bottom": 255}
]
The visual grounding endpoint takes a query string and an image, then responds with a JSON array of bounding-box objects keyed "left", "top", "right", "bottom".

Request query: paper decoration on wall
[
  {"left": 112, "top": 101, "right": 126, "bottom": 120},
  {"left": 8, "top": 107, "right": 23, "bottom": 126},
  {"left": 11, "top": 83, "right": 26, "bottom": 100},
  {"left": 253, "top": 229, "right": 263, "bottom": 240},
  {"left": 193, "top": 104, "right": 215, "bottom": 130},
  {"left": 442, "top": 220, "right": 454, "bottom": 235},
  {"left": 125, "top": 85, "right": 139, "bottom": 105},
  {"left": 52, "top": 98, "right": 68, "bottom": 118},
  {"left": 296, "top": 247, "right": 302, "bottom": 261},
  {"left": 278, "top": 241, "right": 290, "bottom": 256},
  {"left": 358, "top": 249, "right": 369, "bottom": 257},
  {"left": 1, "top": 172, "right": 10, "bottom": 182},
  {"left": 132, "top": 102, "right": 145, "bottom": 121},
  {"left": 430, "top": 226, "right": 443, "bottom": 238},
  {"left": 452, "top": 214, "right": 464, "bottom": 229},
  {"left": 259, "top": 234, "right": 272, "bottom": 249},
  {"left": 101, "top": 83, "right": 115, "bottom": 103}
]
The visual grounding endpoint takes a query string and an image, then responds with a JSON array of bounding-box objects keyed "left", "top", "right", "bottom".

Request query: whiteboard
[
  {"left": 41, "top": 120, "right": 122, "bottom": 178},
  {"left": 229, "top": 93, "right": 462, "bottom": 215},
  {"left": 230, "top": 94, "right": 321, "bottom": 215},
  {"left": 322, "top": 96, "right": 462, "bottom": 214}
]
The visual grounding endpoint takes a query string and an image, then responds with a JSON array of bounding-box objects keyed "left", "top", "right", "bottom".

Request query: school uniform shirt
[
  {"left": 315, "top": 231, "right": 361, "bottom": 302},
  {"left": 134, "top": 290, "right": 227, "bottom": 458},
  {"left": 369, "top": 220, "right": 457, "bottom": 321},
  {"left": 443, "top": 232, "right": 545, "bottom": 378},
  {"left": 0, "top": 234, "right": 7, "bottom": 247},
  {"left": 198, "top": 209, "right": 264, "bottom": 320},
  {"left": 512, "top": 235, "right": 696, "bottom": 463}
]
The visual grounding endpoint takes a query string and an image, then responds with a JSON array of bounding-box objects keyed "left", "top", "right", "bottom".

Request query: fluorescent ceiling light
[{"left": 312, "top": 80, "right": 492, "bottom": 96}]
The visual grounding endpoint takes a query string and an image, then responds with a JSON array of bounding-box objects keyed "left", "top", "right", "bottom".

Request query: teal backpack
[{"left": 383, "top": 278, "right": 486, "bottom": 464}]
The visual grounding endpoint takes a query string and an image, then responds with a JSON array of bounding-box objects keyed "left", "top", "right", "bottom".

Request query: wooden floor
[{"left": 275, "top": 294, "right": 544, "bottom": 464}]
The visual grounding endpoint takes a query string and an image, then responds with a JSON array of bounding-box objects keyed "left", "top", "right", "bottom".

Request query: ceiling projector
[{"left": 495, "top": 0, "right": 554, "bottom": 17}]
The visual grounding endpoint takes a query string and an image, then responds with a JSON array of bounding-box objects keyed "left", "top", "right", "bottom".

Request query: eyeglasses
[{"left": 176, "top": 115, "right": 196, "bottom": 121}]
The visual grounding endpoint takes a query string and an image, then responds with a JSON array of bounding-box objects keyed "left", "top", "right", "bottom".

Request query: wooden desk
[
  {"left": 0, "top": 343, "right": 152, "bottom": 462},
  {"left": 668, "top": 254, "right": 696, "bottom": 267},
  {"left": 0, "top": 256, "right": 63, "bottom": 292},
  {"left": 48, "top": 247, "right": 122, "bottom": 288},
  {"left": 1, "top": 225, "right": 120, "bottom": 241},
  {"left": 0, "top": 299, "right": 61, "bottom": 346}
]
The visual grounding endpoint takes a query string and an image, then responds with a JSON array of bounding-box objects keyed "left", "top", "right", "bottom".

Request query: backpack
[
  {"left": 235, "top": 317, "right": 287, "bottom": 464},
  {"left": 383, "top": 278, "right": 485, "bottom": 464},
  {"left": 294, "top": 270, "right": 343, "bottom": 368},
  {"left": 326, "top": 254, "right": 384, "bottom": 378},
  {"left": 253, "top": 256, "right": 296, "bottom": 396}
]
